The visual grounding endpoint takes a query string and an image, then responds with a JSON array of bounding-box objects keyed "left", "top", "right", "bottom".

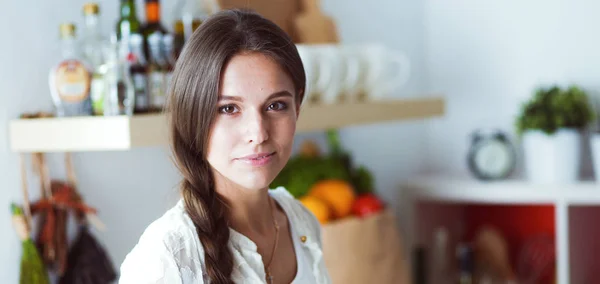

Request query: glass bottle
[
  {"left": 129, "top": 34, "right": 150, "bottom": 113},
  {"left": 162, "top": 34, "right": 175, "bottom": 97},
  {"left": 48, "top": 23, "right": 93, "bottom": 117},
  {"left": 172, "top": 0, "right": 213, "bottom": 58},
  {"left": 147, "top": 33, "right": 166, "bottom": 112},
  {"left": 456, "top": 244, "right": 474, "bottom": 284},
  {"left": 432, "top": 228, "right": 451, "bottom": 284},
  {"left": 173, "top": 0, "right": 207, "bottom": 40},
  {"left": 116, "top": 0, "right": 141, "bottom": 41},
  {"left": 103, "top": 37, "right": 135, "bottom": 116},
  {"left": 141, "top": 0, "right": 168, "bottom": 59},
  {"left": 82, "top": 2, "right": 107, "bottom": 115}
]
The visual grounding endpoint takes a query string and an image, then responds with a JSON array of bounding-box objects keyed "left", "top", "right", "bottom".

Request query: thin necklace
[{"left": 265, "top": 197, "right": 280, "bottom": 284}]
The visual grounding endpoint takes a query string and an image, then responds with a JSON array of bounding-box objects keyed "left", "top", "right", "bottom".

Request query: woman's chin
[
  {"left": 240, "top": 180, "right": 274, "bottom": 192},
  {"left": 230, "top": 162, "right": 284, "bottom": 191}
]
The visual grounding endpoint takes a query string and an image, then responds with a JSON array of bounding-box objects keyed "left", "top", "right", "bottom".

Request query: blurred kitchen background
[{"left": 3, "top": 0, "right": 600, "bottom": 283}]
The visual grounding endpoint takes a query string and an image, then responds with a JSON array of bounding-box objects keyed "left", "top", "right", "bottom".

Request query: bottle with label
[
  {"left": 104, "top": 38, "right": 135, "bottom": 116},
  {"left": 129, "top": 34, "right": 150, "bottom": 113},
  {"left": 141, "top": 0, "right": 168, "bottom": 59},
  {"left": 162, "top": 34, "right": 175, "bottom": 96},
  {"left": 82, "top": 2, "right": 107, "bottom": 115},
  {"left": 116, "top": 0, "right": 141, "bottom": 41},
  {"left": 147, "top": 33, "right": 166, "bottom": 112},
  {"left": 48, "top": 23, "right": 93, "bottom": 117}
]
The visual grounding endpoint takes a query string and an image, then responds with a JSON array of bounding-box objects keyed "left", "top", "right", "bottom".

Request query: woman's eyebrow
[
  {"left": 218, "top": 95, "right": 243, "bottom": 102},
  {"left": 218, "top": 91, "right": 293, "bottom": 102},
  {"left": 266, "top": 90, "right": 293, "bottom": 101}
]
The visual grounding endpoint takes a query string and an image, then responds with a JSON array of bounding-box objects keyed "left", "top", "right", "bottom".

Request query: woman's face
[{"left": 207, "top": 52, "right": 299, "bottom": 192}]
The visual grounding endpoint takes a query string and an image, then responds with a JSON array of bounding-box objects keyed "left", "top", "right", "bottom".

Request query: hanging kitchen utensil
[
  {"left": 58, "top": 224, "right": 117, "bottom": 284},
  {"left": 28, "top": 152, "right": 105, "bottom": 276},
  {"left": 12, "top": 203, "right": 51, "bottom": 284},
  {"left": 29, "top": 152, "right": 69, "bottom": 275},
  {"left": 14, "top": 153, "right": 50, "bottom": 283},
  {"left": 294, "top": 0, "right": 339, "bottom": 43},
  {"left": 58, "top": 153, "right": 116, "bottom": 284}
]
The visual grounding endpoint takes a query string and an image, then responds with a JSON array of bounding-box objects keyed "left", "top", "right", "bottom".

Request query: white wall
[
  {"left": 0, "top": 0, "right": 428, "bottom": 282},
  {"left": 422, "top": 0, "right": 600, "bottom": 177}
]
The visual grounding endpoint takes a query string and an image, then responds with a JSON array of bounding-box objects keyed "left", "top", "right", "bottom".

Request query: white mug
[
  {"left": 337, "top": 45, "right": 368, "bottom": 102},
  {"left": 362, "top": 44, "right": 411, "bottom": 99},
  {"left": 296, "top": 44, "right": 318, "bottom": 102},
  {"left": 310, "top": 44, "right": 344, "bottom": 104}
]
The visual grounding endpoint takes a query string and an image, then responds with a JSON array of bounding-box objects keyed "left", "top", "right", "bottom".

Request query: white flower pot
[
  {"left": 590, "top": 134, "right": 600, "bottom": 181},
  {"left": 522, "top": 129, "right": 581, "bottom": 184}
]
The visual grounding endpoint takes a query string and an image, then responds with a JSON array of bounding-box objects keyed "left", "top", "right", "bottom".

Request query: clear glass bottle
[
  {"left": 173, "top": 0, "right": 208, "bottom": 40},
  {"left": 172, "top": 0, "right": 216, "bottom": 58},
  {"left": 147, "top": 33, "right": 166, "bottom": 112},
  {"left": 48, "top": 23, "right": 93, "bottom": 117},
  {"left": 162, "top": 34, "right": 175, "bottom": 96},
  {"left": 129, "top": 34, "right": 150, "bottom": 113},
  {"left": 82, "top": 2, "right": 107, "bottom": 115},
  {"left": 103, "top": 37, "right": 135, "bottom": 116}
]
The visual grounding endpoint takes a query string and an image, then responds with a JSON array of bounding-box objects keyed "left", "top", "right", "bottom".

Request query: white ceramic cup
[
  {"left": 337, "top": 45, "right": 364, "bottom": 103},
  {"left": 336, "top": 45, "right": 369, "bottom": 102},
  {"left": 361, "top": 44, "right": 411, "bottom": 99},
  {"left": 296, "top": 44, "right": 318, "bottom": 102},
  {"left": 310, "top": 44, "right": 344, "bottom": 104}
]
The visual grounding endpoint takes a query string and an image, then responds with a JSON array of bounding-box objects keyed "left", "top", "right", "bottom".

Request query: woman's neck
[{"left": 216, "top": 178, "right": 275, "bottom": 236}]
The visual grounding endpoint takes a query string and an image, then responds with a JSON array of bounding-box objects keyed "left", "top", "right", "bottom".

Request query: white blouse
[{"left": 119, "top": 187, "right": 332, "bottom": 284}]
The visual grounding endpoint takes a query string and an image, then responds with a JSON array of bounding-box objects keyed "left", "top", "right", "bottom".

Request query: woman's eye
[
  {"left": 218, "top": 105, "right": 238, "bottom": 114},
  {"left": 267, "top": 101, "right": 288, "bottom": 111}
]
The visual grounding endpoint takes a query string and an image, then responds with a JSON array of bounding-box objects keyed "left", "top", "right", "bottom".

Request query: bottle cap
[
  {"left": 83, "top": 3, "right": 100, "bottom": 15},
  {"left": 59, "top": 23, "right": 76, "bottom": 38}
]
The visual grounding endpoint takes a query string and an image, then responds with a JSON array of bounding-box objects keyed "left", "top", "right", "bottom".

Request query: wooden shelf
[
  {"left": 9, "top": 97, "right": 445, "bottom": 152},
  {"left": 403, "top": 175, "right": 600, "bottom": 205}
]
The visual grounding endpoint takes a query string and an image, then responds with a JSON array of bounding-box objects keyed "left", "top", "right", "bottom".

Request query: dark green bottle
[
  {"left": 141, "top": 0, "right": 168, "bottom": 59},
  {"left": 116, "top": 0, "right": 141, "bottom": 40}
]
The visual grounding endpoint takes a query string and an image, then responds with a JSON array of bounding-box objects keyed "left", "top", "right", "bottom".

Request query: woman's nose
[{"left": 244, "top": 110, "right": 269, "bottom": 144}]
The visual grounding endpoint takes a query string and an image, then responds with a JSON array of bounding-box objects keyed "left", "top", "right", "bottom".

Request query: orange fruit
[
  {"left": 308, "top": 180, "right": 356, "bottom": 219},
  {"left": 299, "top": 140, "right": 321, "bottom": 157},
  {"left": 299, "top": 195, "right": 331, "bottom": 224}
]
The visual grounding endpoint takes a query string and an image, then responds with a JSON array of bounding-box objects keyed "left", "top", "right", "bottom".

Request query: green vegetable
[
  {"left": 272, "top": 129, "right": 376, "bottom": 197},
  {"left": 352, "top": 165, "right": 374, "bottom": 195},
  {"left": 516, "top": 85, "right": 595, "bottom": 135},
  {"left": 271, "top": 155, "right": 350, "bottom": 198}
]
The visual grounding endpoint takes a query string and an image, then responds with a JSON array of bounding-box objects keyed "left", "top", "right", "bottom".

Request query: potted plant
[{"left": 515, "top": 85, "right": 594, "bottom": 184}]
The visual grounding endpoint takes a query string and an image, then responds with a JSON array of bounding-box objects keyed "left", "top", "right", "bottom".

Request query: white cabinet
[{"left": 401, "top": 176, "right": 600, "bottom": 284}]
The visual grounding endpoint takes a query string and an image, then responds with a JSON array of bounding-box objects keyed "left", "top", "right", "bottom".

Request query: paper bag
[{"left": 322, "top": 210, "right": 410, "bottom": 284}]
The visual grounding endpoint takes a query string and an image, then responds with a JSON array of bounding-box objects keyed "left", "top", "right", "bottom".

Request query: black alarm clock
[{"left": 467, "top": 129, "right": 516, "bottom": 180}]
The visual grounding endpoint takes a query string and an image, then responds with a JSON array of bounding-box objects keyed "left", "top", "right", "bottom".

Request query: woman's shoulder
[{"left": 119, "top": 200, "right": 206, "bottom": 284}]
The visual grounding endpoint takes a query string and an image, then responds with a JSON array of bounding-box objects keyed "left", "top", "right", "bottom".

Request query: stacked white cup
[{"left": 295, "top": 43, "right": 411, "bottom": 105}]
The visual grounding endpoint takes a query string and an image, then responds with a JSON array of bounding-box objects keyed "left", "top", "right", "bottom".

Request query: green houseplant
[
  {"left": 516, "top": 85, "right": 594, "bottom": 135},
  {"left": 515, "top": 85, "right": 594, "bottom": 183}
]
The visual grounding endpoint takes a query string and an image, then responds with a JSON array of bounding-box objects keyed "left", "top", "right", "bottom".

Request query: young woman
[{"left": 118, "top": 9, "right": 331, "bottom": 284}]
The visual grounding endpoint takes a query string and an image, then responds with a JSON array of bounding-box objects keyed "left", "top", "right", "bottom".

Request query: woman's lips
[{"left": 236, "top": 152, "right": 276, "bottom": 166}]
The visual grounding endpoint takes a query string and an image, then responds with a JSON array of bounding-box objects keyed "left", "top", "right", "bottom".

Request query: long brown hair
[{"left": 165, "top": 9, "right": 306, "bottom": 284}]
